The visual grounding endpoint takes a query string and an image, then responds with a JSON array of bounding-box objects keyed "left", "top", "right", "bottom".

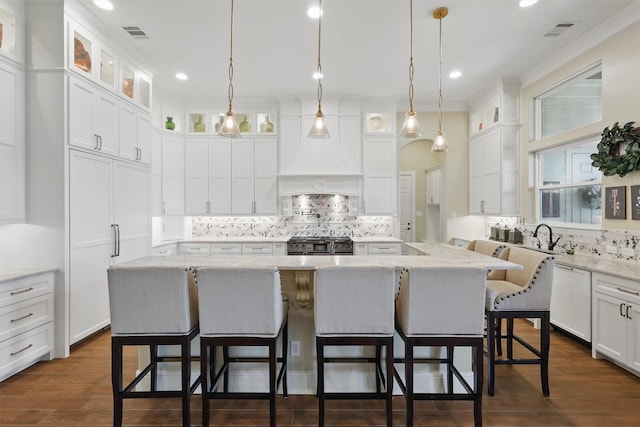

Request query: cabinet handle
[
  {"left": 252, "top": 201, "right": 256, "bottom": 214},
  {"left": 111, "top": 224, "right": 120, "bottom": 257},
  {"left": 115, "top": 224, "right": 120, "bottom": 257},
  {"left": 135, "top": 147, "right": 141, "bottom": 160},
  {"left": 93, "top": 134, "right": 100, "bottom": 150},
  {"left": 616, "top": 287, "right": 640, "bottom": 296},
  {"left": 162, "top": 201, "right": 166, "bottom": 215},
  {"left": 206, "top": 201, "right": 211, "bottom": 213},
  {"left": 11, "top": 344, "right": 33, "bottom": 357},
  {"left": 11, "top": 287, "right": 34, "bottom": 296},
  {"left": 556, "top": 264, "right": 574, "bottom": 271},
  {"left": 481, "top": 200, "right": 485, "bottom": 213},
  {"left": 620, "top": 303, "right": 626, "bottom": 317},
  {"left": 11, "top": 313, "right": 34, "bottom": 323},
  {"left": 627, "top": 305, "right": 633, "bottom": 320}
]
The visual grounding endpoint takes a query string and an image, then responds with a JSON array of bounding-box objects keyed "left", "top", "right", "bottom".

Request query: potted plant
[{"left": 591, "top": 121, "right": 640, "bottom": 177}]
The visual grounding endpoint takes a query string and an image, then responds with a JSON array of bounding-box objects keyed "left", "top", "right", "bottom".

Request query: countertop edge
[{"left": 0, "top": 267, "right": 58, "bottom": 284}]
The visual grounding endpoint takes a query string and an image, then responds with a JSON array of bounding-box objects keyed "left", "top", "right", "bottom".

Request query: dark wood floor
[{"left": 1, "top": 320, "right": 640, "bottom": 426}]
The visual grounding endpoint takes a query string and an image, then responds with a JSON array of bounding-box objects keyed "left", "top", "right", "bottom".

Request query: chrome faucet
[{"left": 533, "top": 223, "right": 560, "bottom": 251}]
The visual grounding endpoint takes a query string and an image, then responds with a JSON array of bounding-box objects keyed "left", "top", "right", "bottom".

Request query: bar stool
[
  {"left": 394, "top": 266, "right": 487, "bottom": 427},
  {"left": 466, "top": 240, "right": 506, "bottom": 258},
  {"left": 485, "top": 247, "right": 555, "bottom": 396},
  {"left": 195, "top": 266, "right": 288, "bottom": 427},
  {"left": 107, "top": 266, "right": 200, "bottom": 427},
  {"left": 314, "top": 265, "right": 396, "bottom": 427}
]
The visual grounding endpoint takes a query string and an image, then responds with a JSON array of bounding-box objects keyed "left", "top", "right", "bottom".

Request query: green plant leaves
[{"left": 591, "top": 121, "right": 640, "bottom": 177}]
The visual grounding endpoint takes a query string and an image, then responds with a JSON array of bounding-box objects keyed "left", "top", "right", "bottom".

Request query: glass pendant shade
[
  {"left": 219, "top": 111, "right": 241, "bottom": 138},
  {"left": 308, "top": 111, "right": 330, "bottom": 138},
  {"left": 400, "top": 110, "right": 422, "bottom": 138},
  {"left": 431, "top": 130, "right": 450, "bottom": 152}
]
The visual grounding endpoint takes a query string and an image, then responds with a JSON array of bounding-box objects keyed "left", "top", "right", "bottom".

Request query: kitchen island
[{"left": 113, "top": 242, "right": 521, "bottom": 395}]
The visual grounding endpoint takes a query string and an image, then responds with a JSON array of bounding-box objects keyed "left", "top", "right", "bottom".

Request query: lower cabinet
[
  {"left": 550, "top": 264, "right": 591, "bottom": 342},
  {"left": 354, "top": 242, "right": 402, "bottom": 256},
  {"left": 592, "top": 272, "right": 640, "bottom": 374},
  {"left": 0, "top": 271, "right": 55, "bottom": 381}
]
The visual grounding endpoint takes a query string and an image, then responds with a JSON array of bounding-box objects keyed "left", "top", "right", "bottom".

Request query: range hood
[{"left": 277, "top": 174, "right": 363, "bottom": 196}]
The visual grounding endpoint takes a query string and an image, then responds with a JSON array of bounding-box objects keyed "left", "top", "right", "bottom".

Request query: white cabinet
[
  {"left": 69, "top": 150, "right": 149, "bottom": 344},
  {"left": 180, "top": 242, "right": 212, "bottom": 255},
  {"left": 232, "top": 138, "right": 278, "bottom": 214},
  {"left": 151, "top": 243, "right": 178, "bottom": 256},
  {"left": 592, "top": 272, "right": 640, "bottom": 374},
  {"left": 151, "top": 130, "right": 162, "bottom": 216},
  {"left": 184, "top": 139, "right": 232, "bottom": 215},
  {"left": 426, "top": 168, "right": 441, "bottom": 205},
  {"left": 161, "top": 135, "right": 184, "bottom": 215},
  {"left": 69, "top": 76, "right": 118, "bottom": 156},
  {"left": 354, "top": 241, "right": 402, "bottom": 256},
  {"left": 0, "top": 271, "right": 55, "bottom": 381},
  {"left": 118, "top": 104, "right": 151, "bottom": 164},
  {"left": 550, "top": 264, "right": 591, "bottom": 342},
  {"left": 469, "top": 126, "right": 519, "bottom": 215},
  {"left": 0, "top": 60, "right": 25, "bottom": 224},
  {"left": 362, "top": 137, "right": 397, "bottom": 214},
  {"left": 242, "top": 243, "right": 273, "bottom": 255}
]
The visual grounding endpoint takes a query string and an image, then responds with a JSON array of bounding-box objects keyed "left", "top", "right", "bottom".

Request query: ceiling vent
[
  {"left": 544, "top": 22, "right": 576, "bottom": 37},
  {"left": 121, "top": 26, "right": 149, "bottom": 39}
]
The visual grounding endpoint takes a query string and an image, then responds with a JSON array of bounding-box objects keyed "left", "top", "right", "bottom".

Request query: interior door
[{"left": 399, "top": 172, "right": 415, "bottom": 244}]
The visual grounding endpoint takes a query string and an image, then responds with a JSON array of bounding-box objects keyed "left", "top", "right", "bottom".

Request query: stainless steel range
[{"left": 287, "top": 237, "right": 354, "bottom": 255}]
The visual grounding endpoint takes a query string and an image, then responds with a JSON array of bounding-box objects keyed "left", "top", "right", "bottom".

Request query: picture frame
[
  {"left": 631, "top": 185, "right": 640, "bottom": 220},
  {"left": 605, "top": 186, "right": 626, "bottom": 220}
]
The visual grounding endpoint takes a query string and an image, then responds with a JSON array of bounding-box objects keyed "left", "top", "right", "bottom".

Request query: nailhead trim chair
[
  {"left": 195, "top": 266, "right": 288, "bottom": 427},
  {"left": 107, "top": 266, "right": 200, "bottom": 427},
  {"left": 466, "top": 240, "right": 507, "bottom": 258},
  {"left": 394, "top": 266, "right": 487, "bottom": 427},
  {"left": 314, "top": 265, "right": 396, "bottom": 427},
  {"left": 485, "top": 247, "right": 555, "bottom": 396}
]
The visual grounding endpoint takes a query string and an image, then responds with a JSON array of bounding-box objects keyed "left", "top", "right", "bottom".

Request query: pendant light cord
[
  {"left": 316, "top": 0, "right": 324, "bottom": 113},
  {"left": 227, "top": 0, "right": 235, "bottom": 114},
  {"left": 407, "top": 0, "right": 415, "bottom": 113},
  {"left": 437, "top": 11, "right": 443, "bottom": 133}
]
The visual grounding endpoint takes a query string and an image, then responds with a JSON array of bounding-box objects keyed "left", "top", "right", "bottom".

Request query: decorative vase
[
  {"left": 165, "top": 117, "right": 175, "bottom": 130},
  {"left": 260, "top": 115, "right": 274, "bottom": 133},
  {"left": 239, "top": 115, "right": 251, "bottom": 133},
  {"left": 193, "top": 115, "right": 205, "bottom": 132},
  {"left": 214, "top": 115, "right": 224, "bottom": 132}
]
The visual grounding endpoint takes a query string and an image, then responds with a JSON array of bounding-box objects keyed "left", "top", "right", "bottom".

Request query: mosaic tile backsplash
[
  {"left": 487, "top": 216, "right": 639, "bottom": 265},
  {"left": 192, "top": 195, "right": 392, "bottom": 239}
]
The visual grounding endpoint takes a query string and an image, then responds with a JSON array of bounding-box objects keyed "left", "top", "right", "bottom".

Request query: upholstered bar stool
[
  {"left": 314, "top": 265, "right": 396, "bottom": 427},
  {"left": 195, "top": 266, "right": 288, "bottom": 427},
  {"left": 394, "top": 266, "right": 487, "bottom": 427},
  {"left": 485, "top": 247, "right": 555, "bottom": 396},
  {"left": 107, "top": 266, "right": 200, "bottom": 427},
  {"left": 466, "top": 240, "right": 506, "bottom": 258}
]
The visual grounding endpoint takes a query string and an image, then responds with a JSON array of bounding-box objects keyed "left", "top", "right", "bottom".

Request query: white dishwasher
[{"left": 550, "top": 264, "right": 591, "bottom": 342}]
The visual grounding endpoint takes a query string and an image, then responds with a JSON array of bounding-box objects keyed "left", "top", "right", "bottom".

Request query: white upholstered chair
[
  {"left": 485, "top": 247, "right": 555, "bottom": 396},
  {"left": 107, "top": 266, "right": 200, "bottom": 427},
  {"left": 314, "top": 265, "right": 396, "bottom": 427},
  {"left": 466, "top": 240, "right": 507, "bottom": 258},
  {"left": 395, "top": 266, "right": 487, "bottom": 427},
  {"left": 195, "top": 266, "right": 288, "bottom": 427}
]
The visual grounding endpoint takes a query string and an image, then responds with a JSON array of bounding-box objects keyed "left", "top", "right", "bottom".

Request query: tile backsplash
[{"left": 192, "top": 195, "right": 392, "bottom": 239}]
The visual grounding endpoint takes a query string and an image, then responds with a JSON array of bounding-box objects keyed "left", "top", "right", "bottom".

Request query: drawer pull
[
  {"left": 11, "top": 287, "right": 34, "bottom": 296},
  {"left": 620, "top": 303, "right": 626, "bottom": 317},
  {"left": 10, "top": 344, "right": 33, "bottom": 357},
  {"left": 627, "top": 305, "right": 633, "bottom": 320},
  {"left": 11, "top": 313, "right": 34, "bottom": 323},
  {"left": 617, "top": 287, "right": 640, "bottom": 296},
  {"left": 556, "top": 264, "right": 574, "bottom": 271}
]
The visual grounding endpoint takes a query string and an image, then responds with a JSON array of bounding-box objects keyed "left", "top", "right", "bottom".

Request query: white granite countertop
[
  {"left": 0, "top": 267, "right": 58, "bottom": 284},
  {"left": 117, "top": 242, "right": 521, "bottom": 271},
  {"left": 351, "top": 237, "right": 403, "bottom": 243}
]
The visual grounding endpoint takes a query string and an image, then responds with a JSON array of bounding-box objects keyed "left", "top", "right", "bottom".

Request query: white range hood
[{"left": 277, "top": 174, "right": 363, "bottom": 197}]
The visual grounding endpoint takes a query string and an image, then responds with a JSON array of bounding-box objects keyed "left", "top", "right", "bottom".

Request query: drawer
[
  {"left": 151, "top": 244, "right": 178, "bottom": 256},
  {"left": 367, "top": 243, "right": 401, "bottom": 255},
  {"left": 0, "top": 294, "right": 54, "bottom": 342},
  {"left": 211, "top": 243, "right": 242, "bottom": 254},
  {"left": 0, "top": 322, "right": 54, "bottom": 382},
  {"left": 180, "top": 243, "right": 211, "bottom": 255},
  {"left": 273, "top": 243, "right": 286, "bottom": 256},
  {"left": 592, "top": 272, "right": 640, "bottom": 304},
  {"left": 242, "top": 243, "right": 273, "bottom": 255},
  {"left": 0, "top": 273, "right": 54, "bottom": 309}
]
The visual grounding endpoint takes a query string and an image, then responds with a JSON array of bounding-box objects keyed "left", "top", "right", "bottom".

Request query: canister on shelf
[
  {"left": 508, "top": 229, "right": 523, "bottom": 244},
  {"left": 498, "top": 227, "right": 510, "bottom": 242}
]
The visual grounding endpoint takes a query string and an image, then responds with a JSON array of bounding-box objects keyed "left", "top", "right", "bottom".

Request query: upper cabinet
[{"left": 469, "top": 77, "right": 520, "bottom": 136}]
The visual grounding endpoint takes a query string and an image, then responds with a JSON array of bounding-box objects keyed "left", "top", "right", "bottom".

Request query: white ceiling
[{"left": 77, "top": 0, "right": 639, "bottom": 109}]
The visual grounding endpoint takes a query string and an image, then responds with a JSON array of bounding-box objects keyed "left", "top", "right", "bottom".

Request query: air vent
[
  {"left": 121, "top": 26, "right": 149, "bottom": 39},
  {"left": 544, "top": 22, "right": 576, "bottom": 37}
]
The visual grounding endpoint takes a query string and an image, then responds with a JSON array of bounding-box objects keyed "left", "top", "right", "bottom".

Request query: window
[
  {"left": 535, "top": 64, "right": 602, "bottom": 139},
  {"left": 536, "top": 138, "right": 601, "bottom": 226}
]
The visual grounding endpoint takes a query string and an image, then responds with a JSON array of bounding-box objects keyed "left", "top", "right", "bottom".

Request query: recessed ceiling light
[
  {"left": 307, "top": 6, "right": 323, "bottom": 19},
  {"left": 175, "top": 73, "right": 188, "bottom": 80},
  {"left": 93, "top": 0, "right": 114, "bottom": 11},
  {"left": 519, "top": 0, "right": 538, "bottom": 7},
  {"left": 449, "top": 70, "right": 462, "bottom": 79}
]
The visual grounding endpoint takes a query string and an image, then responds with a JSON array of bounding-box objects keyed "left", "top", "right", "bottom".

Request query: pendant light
[
  {"left": 219, "top": 0, "right": 241, "bottom": 138},
  {"left": 431, "top": 7, "right": 450, "bottom": 152},
  {"left": 400, "top": 0, "right": 422, "bottom": 139},
  {"left": 308, "top": 0, "right": 330, "bottom": 138}
]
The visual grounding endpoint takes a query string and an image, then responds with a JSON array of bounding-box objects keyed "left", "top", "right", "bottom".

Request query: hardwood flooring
[{"left": 1, "top": 320, "right": 640, "bottom": 426}]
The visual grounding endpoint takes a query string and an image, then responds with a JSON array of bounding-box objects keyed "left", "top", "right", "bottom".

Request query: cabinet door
[
  {"left": 469, "top": 138, "right": 483, "bottom": 214},
  {"left": 254, "top": 139, "right": 278, "bottom": 214},
  {"left": 550, "top": 265, "right": 591, "bottom": 341},
  {"left": 0, "top": 64, "right": 23, "bottom": 223},
  {"left": 593, "top": 292, "right": 627, "bottom": 364},
  {"left": 69, "top": 77, "right": 97, "bottom": 150},
  {"left": 210, "top": 139, "right": 232, "bottom": 214},
  {"left": 161, "top": 136, "right": 184, "bottom": 215},
  {"left": 118, "top": 104, "right": 137, "bottom": 161},
  {"left": 426, "top": 169, "right": 441, "bottom": 205},
  {"left": 630, "top": 304, "right": 640, "bottom": 373},
  {"left": 151, "top": 131, "right": 162, "bottom": 216},
  {"left": 231, "top": 139, "right": 254, "bottom": 214},
  {"left": 136, "top": 114, "right": 152, "bottom": 164},
  {"left": 363, "top": 138, "right": 396, "bottom": 214},
  {"left": 94, "top": 91, "right": 118, "bottom": 156},
  {"left": 184, "top": 140, "right": 210, "bottom": 215},
  {"left": 112, "top": 161, "right": 149, "bottom": 259},
  {"left": 69, "top": 150, "right": 113, "bottom": 344},
  {"left": 482, "top": 172, "right": 501, "bottom": 214}
]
